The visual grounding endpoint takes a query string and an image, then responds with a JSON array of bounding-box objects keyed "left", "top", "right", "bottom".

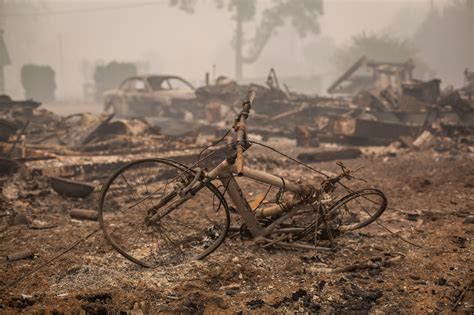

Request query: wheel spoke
[{"left": 99, "top": 159, "right": 230, "bottom": 268}]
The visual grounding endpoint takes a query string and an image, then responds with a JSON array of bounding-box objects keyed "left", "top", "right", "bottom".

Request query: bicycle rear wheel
[{"left": 99, "top": 158, "right": 230, "bottom": 268}]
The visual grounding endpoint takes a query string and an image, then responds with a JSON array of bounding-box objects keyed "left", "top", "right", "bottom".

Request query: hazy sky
[{"left": 2, "top": 0, "right": 454, "bottom": 98}]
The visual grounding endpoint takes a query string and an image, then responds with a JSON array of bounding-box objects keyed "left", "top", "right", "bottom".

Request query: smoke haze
[{"left": 1, "top": 0, "right": 471, "bottom": 99}]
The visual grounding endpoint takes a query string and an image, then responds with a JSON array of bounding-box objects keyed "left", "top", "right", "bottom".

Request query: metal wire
[
  {"left": 196, "top": 127, "right": 232, "bottom": 163},
  {"left": 253, "top": 184, "right": 273, "bottom": 211},
  {"left": 247, "top": 140, "right": 330, "bottom": 178},
  {"left": 2, "top": 229, "right": 100, "bottom": 290}
]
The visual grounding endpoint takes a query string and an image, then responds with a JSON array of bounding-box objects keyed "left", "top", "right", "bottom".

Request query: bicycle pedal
[{"left": 229, "top": 206, "right": 238, "bottom": 214}]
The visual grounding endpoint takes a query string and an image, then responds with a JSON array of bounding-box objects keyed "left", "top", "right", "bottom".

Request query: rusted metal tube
[
  {"left": 206, "top": 159, "right": 231, "bottom": 179},
  {"left": 70, "top": 209, "right": 99, "bottom": 221},
  {"left": 7, "top": 250, "right": 34, "bottom": 261},
  {"left": 231, "top": 165, "right": 307, "bottom": 194},
  {"left": 255, "top": 203, "right": 285, "bottom": 218},
  {"left": 219, "top": 169, "right": 263, "bottom": 237},
  {"left": 235, "top": 146, "right": 244, "bottom": 175},
  {"left": 255, "top": 198, "right": 311, "bottom": 218}
]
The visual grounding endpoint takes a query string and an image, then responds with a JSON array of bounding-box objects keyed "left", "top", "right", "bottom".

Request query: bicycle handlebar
[
  {"left": 235, "top": 89, "right": 257, "bottom": 175},
  {"left": 321, "top": 162, "right": 361, "bottom": 193}
]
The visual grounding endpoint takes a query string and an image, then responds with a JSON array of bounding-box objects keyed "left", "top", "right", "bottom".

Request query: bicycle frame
[
  {"left": 205, "top": 156, "right": 315, "bottom": 239},
  {"left": 99, "top": 89, "right": 388, "bottom": 268}
]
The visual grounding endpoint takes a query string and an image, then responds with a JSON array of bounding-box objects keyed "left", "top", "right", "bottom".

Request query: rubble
[
  {"left": 6, "top": 250, "right": 35, "bottom": 262},
  {"left": 297, "top": 148, "right": 362, "bottom": 163},
  {"left": 194, "top": 66, "right": 473, "bottom": 149},
  {"left": 0, "top": 157, "right": 21, "bottom": 175},
  {"left": 463, "top": 216, "right": 474, "bottom": 224},
  {"left": 412, "top": 130, "right": 436, "bottom": 150},
  {"left": 10, "top": 213, "right": 29, "bottom": 226},
  {"left": 69, "top": 209, "right": 99, "bottom": 221},
  {"left": 50, "top": 176, "right": 95, "bottom": 198},
  {"left": 327, "top": 56, "right": 415, "bottom": 95}
]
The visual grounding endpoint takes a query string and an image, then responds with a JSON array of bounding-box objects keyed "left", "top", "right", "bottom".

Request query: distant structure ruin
[
  {"left": 20, "top": 64, "right": 56, "bottom": 102},
  {"left": 327, "top": 56, "right": 415, "bottom": 95},
  {"left": 93, "top": 61, "right": 137, "bottom": 101}
]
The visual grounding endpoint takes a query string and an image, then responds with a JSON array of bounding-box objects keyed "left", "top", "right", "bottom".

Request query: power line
[{"left": 0, "top": 1, "right": 167, "bottom": 17}]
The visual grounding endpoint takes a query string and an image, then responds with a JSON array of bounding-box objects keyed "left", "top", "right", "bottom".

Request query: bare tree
[{"left": 170, "top": 0, "right": 323, "bottom": 80}]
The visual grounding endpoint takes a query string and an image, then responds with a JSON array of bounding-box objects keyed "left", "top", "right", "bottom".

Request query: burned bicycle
[{"left": 98, "top": 90, "right": 387, "bottom": 268}]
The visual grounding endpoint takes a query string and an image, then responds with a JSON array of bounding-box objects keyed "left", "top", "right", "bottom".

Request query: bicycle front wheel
[
  {"left": 324, "top": 188, "right": 387, "bottom": 232},
  {"left": 99, "top": 158, "right": 230, "bottom": 268}
]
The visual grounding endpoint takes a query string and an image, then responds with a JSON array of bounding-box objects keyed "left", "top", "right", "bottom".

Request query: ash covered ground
[{"left": 1, "top": 135, "right": 473, "bottom": 313}]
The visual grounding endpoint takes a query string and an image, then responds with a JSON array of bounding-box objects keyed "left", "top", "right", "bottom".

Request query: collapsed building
[
  {"left": 320, "top": 56, "right": 474, "bottom": 147},
  {"left": 194, "top": 62, "right": 474, "bottom": 149}
]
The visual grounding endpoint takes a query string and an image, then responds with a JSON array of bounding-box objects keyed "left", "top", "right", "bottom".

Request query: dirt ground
[{"left": 0, "top": 144, "right": 473, "bottom": 314}]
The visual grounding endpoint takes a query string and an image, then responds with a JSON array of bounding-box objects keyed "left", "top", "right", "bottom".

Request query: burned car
[{"left": 103, "top": 75, "right": 198, "bottom": 119}]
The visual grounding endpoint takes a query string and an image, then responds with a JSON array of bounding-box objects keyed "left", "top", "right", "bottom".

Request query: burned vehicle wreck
[{"left": 103, "top": 75, "right": 199, "bottom": 120}]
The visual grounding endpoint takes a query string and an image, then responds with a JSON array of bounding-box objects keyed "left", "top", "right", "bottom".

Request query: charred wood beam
[{"left": 297, "top": 148, "right": 362, "bottom": 163}]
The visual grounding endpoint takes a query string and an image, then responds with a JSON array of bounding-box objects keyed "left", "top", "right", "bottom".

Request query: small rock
[
  {"left": 246, "top": 299, "right": 264, "bottom": 310},
  {"left": 454, "top": 208, "right": 470, "bottom": 218},
  {"left": 225, "top": 289, "right": 238, "bottom": 296},
  {"left": 8, "top": 295, "right": 36, "bottom": 308},
  {"left": 316, "top": 280, "right": 326, "bottom": 291},
  {"left": 435, "top": 278, "right": 447, "bottom": 286},
  {"left": 291, "top": 289, "right": 307, "bottom": 301},
  {"left": 463, "top": 215, "right": 474, "bottom": 224},
  {"left": 420, "top": 179, "right": 432, "bottom": 187},
  {"left": 271, "top": 297, "right": 292, "bottom": 308},
  {"left": 405, "top": 213, "right": 419, "bottom": 221}
]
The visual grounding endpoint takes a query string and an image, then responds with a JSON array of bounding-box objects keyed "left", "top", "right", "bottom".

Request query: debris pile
[{"left": 194, "top": 66, "right": 473, "bottom": 151}]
